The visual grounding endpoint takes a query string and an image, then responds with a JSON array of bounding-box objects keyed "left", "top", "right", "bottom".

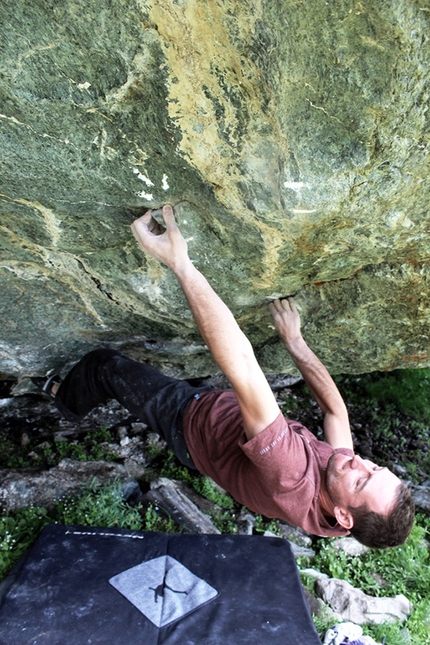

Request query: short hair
[{"left": 349, "top": 482, "right": 415, "bottom": 549}]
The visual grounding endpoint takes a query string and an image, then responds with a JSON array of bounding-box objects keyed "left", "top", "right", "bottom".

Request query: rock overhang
[{"left": 1, "top": 0, "right": 430, "bottom": 379}]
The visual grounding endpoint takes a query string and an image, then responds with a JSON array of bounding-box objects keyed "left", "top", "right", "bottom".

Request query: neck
[{"left": 319, "top": 473, "right": 336, "bottom": 518}]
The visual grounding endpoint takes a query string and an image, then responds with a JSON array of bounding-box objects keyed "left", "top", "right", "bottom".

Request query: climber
[{"left": 38, "top": 205, "right": 414, "bottom": 548}]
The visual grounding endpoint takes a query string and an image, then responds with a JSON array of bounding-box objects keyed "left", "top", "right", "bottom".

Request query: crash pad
[{"left": 0, "top": 524, "right": 321, "bottom": 644}]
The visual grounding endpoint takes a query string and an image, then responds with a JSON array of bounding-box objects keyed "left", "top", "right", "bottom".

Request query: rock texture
[
  {"left": 315, "top": 577, "right": 412, "bottom": 625},
  {"left": 1, "top": 1, "right": 430, "bottom": 379},
  {"left": 146, "top": 477, "right": 221, "bottom": 534},
  {"left": 0, "top": 459, "right": 136, "bottom": 511}
]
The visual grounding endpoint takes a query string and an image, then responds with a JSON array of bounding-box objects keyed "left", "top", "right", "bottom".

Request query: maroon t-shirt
[{"left": 183, "top": 389, "right": 353, "bottom": 537}]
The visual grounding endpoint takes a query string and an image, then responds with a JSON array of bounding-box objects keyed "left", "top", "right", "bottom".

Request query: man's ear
[{"left": 333, "top": 506, "right": 354, "bottom": 530}]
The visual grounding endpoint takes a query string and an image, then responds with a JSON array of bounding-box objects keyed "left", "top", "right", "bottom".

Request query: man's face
[{"left": 325, "top": 453, "right": 401, "bottom": 517}]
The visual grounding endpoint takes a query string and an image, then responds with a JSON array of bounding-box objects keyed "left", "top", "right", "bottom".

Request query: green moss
[
  {"left": 360, "top": 368, "right": 430, "bottom": 420},
  {"left": 0, "top": 427, "right": 117, "bottom": 470}
]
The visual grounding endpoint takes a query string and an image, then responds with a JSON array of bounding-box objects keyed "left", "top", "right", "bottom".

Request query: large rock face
[{"left": 1, "top": 0, "right": 430, "bottom": 379}]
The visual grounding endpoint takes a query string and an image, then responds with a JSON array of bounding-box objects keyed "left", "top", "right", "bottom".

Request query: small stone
[
  {"left": 36, "top": 441, "right": 51, "bottom": 450},
  {"left": 300, "top": 568, "right": 329, "bottom": 580},
  {"left": 369, "top": 572, "right": 387, "bottom": 588},
  {"left": 117, "top": 426, "right": 128, "bottom": 439},
  {"left": 288, "top": 543, "right": 315, "bottom": 560},
  {"left": 236, "top": 510, "right": 255, "bottom": 535},
  {"left": 131, "top": 423, "right": 148, "bottom": 434},
  {"left": 263, "top": 531, "right": 315, "bottom": 559},
  {"left": 411, "top": 482, "right": 430, "bottom": 514},
  {"left": 392, "top": 464, "right": 409, "bottom": 477},
  {"left": 332, "top": 536, "right": 370, "bottom": 556},
  {"left": 147, "top": 477, "right": 220, "bottom": 534},
  {"left": 263, "top": 530, "right": 279, "bottom": 538},
  {"left": 53, "top": 433, "right": 68, "bottom": 443},
  {"left": 123, "top": 458, "right": 146, "bottom": 480},
  {"left": 120, "top": 481, "right": 142, "bottom": 504},
  {"left": 279, "top": 522, "right": 313, "bottom": 547},
  {"left": 323, "top": 622, "right": 363, "bottom": 645}
]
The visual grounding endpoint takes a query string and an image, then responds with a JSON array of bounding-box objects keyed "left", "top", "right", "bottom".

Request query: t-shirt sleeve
[{"left": 240, "top": 412, "right": 312, "bottom": 492}]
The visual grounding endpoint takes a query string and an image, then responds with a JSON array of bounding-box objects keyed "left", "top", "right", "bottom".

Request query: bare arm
[
  {"left": 131, "top": 205, "right": 280, "bottom": 440},
  {"left": 269, "top": 298, "right": 353, "bottom": 450}
]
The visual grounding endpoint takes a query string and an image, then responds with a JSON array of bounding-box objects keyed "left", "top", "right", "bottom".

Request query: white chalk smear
[
  {"left": 133, "top": 168, "right": 154, "bottom": 187},
  {"left": 162, "top": 174, "right": 169, "bottom": 190},
  {"left": 284, "top": 181, "right": 307, "bottom": 191},
  {"left": 291, "top": 209, "right": 317, "bottom": 214},
  {"left": 137, "top": 191, "right": 154, "bottom": 200}
]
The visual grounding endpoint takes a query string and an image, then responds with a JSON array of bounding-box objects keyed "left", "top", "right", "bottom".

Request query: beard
[{"left": 324, "top": 452, "right": 353, "bottom": 506}]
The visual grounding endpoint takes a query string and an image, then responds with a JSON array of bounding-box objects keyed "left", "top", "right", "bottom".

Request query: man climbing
[{"left": 39, "top": 205, "right": 414, "bottom": 548}]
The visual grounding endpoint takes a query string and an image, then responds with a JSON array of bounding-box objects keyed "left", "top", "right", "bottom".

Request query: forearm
[
  {"left": 173, "top": 260, "right": 253, "bottom": 377},
  {"left": 284, "top": 336, "right": 351, "bottom": 448},
  {"left": 131, "top": 205, "right": 280, "bottom": 439},
  {"left": 284, "top": 336, "right": 344, "bottom": 413},
  {"left": 173, "top": 259, "right": 280, "bottom": 438}
]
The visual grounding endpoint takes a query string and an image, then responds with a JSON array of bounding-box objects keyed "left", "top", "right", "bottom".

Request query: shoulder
[{"left": 241, "top": 413, "right": 303, "bottom": 460}]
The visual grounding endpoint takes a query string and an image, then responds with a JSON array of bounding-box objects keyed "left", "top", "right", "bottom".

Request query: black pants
[{"left": 55, "top": 349, "right": 212, "bottom": 468}]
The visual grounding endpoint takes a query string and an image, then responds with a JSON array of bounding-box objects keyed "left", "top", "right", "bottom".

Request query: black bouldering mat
[{"left": 0, "top": 524, "right": 321, "bottom": 645}]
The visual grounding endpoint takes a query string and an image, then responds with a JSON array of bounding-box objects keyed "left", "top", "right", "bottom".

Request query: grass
[
  {"left": 307, "top": 520, "right": 429, "bottom": 598},
  {"left": 0, "top": 480, "right": 178, "bottom": 581},
  {"left": 361, "top": 368, "right": 430, "bottom": 420},
  {"left": 333, "top": 367, "right": 430, "bottom": 418},
  {"left": 254, "top": 514, "right": 284, "bottom": 536},
  {"left": 1, "top": 427, "right": 117, "bottom": 469},
  {"left": 332, "top": 370, "right": 430, "bottom": 484}
]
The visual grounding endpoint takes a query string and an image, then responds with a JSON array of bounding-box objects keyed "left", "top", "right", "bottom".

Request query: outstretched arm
[
  {"left": 269, "top": 298, "right": 353, "bottom": 450},
  {"left": 131, "top": 205, "right": 280, "bottom": 440}
]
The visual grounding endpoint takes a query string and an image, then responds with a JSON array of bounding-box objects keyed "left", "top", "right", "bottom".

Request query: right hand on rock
[{"left": 131, "top": 204, "right": 190, "bottom": 272}]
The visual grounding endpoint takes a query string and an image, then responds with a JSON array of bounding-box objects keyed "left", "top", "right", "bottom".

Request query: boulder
[
  {"left": 411, "top": 482, "right": 430, "bottom": 514},
  {"left": 315, "top": 577, "right": 412, "bottom": 625},
  {"left": 0, "top": 459, "right": 136, "bottom": 511},
  {"left": 145, "top": 477, "right": 221, "bottom": 534},
  {"left": 1, "top": 1, "right": 430, "bottom": 378}
]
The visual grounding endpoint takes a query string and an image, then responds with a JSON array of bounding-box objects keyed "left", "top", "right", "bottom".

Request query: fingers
[
  {"left": 131, "top": 209, "right": 167, "bottom": 242},
  {"left": 269, "top": 297, "right": 296, "bottom": 314},
  {"left": 288, "top": 297, "right": 297, "bottom": 313},
  {"left": 162, "top": 204, "right": 177, "bottom": 230},
  {"left": 131, "top": 210, "right": 152, "bottom": 233},
  {"left": 131, "top": 204, "right": 177, "bottom": 234}
]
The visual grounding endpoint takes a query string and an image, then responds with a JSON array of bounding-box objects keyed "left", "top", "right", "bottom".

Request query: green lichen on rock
[{"left": 1, "top": 0, "right": 430, "bottom": 379}]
